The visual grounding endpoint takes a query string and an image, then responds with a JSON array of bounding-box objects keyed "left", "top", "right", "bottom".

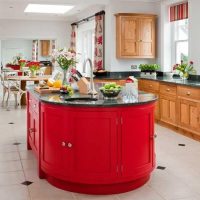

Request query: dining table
[{"left": 6, "top": 75, "right": 50, "bottom": 105}]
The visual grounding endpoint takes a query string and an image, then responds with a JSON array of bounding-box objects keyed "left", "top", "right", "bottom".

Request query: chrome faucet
[{"left": 83, "top": 58, "right": 97, "bottom": 94}]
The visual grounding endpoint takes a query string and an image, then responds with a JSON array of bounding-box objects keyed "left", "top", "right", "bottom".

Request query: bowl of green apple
[{"left": 99, "top": 83, "right": 122, "bottom": 98}]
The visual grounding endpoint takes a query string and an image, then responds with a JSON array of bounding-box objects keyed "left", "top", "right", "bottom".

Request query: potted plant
[
  {"left": 139, "top": 64, "right": 160, "bottom": 77},
  {"left": 173, "top": 60, "right": 194, "bottom": 80},
  {"left": 27, "top": 61, "right": 40, "bottom": 77},
  {"left": 19, "top": 59, "right": 26, "bottom": 70}
]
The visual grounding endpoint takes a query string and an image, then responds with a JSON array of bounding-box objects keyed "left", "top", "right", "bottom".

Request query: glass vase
[
  {"left": 180, "top": 72, "right": 189, "bottom": 80},
  {"left": 62, "top": 68, "right": 69, "bottom": 85},
  {"left": 29, "top": 70, "right": 36, "bottom": 78}
]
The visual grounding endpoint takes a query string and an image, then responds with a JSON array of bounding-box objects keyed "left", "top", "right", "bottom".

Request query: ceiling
[{"left": 0, "top": 0, "right": 161, "bottom": 21}]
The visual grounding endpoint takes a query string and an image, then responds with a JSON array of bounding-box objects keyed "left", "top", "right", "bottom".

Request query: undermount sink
[{"left": 65, "top": 97, "right": 98, "bottom": 103}]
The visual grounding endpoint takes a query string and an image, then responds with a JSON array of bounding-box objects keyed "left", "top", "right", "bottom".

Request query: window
[
  {"left": 171, "top": 19, "right": 188, "bottom": 65},
  {"left": 76, "top": 20, "right": 95, "bottom": 75}
]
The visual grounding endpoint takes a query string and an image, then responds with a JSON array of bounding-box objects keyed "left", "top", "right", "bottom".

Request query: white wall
[
  {"left": 0, "top": 19, "right": 71, "bottom": 50},
  {"left": 70, "top": 2, "right": 160, "bottom": 72},
  {"left": 1, "top": 39, "right": 32, "bottom": 65},
  {"left": 189, "top": 0, "right": 200, "bottom": 74},
  {"left": 105, "top": 1, "right": 161, "bottom": 72}
]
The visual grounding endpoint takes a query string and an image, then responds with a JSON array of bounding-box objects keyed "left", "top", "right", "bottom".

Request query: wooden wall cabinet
[
  {"left": 41, "top": 40, "right": 50, "bottom": 56},
  {"left": 116, "top": 13, "right": 156, "bottom": 59}
]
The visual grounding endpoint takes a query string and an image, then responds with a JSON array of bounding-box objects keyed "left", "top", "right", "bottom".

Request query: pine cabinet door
[
  {"left": 160, "top": 95, "right": 177, "bottom": 126},
  {"left": 139, "top": 18, "right": 155, "bottom": 57},
  {"left": 41, "top": 40, "right": 50, "bottom": 56},
  {"left": 120, "top": 17, "right": 138, "bottom": 57},
  {"left": 178, "top": 99, "right": 200, "bottom": 134}
]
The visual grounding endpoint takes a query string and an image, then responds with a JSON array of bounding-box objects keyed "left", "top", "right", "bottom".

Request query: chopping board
[{"left": 34, "top": 86, "right": 60, "bottom": 94}]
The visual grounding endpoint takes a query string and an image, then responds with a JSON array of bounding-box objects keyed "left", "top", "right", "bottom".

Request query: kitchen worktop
[
  {"left": 139, "top": 76, "right": 200, "bottom": 88},
  {"left": 27, "top": 85, "right": 157, "bottom": 107},
  {"left": 93, "top": 72, "right": 200, "bottom": 88}
]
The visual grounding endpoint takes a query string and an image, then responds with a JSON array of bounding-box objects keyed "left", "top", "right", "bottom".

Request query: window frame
[{"left": 171, "top": 19, "right": 188, "bottom": 67}]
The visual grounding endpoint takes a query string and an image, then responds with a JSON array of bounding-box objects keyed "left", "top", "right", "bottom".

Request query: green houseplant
[
  {"left": 139, "top": 64, "right": 160, "bottom": 73},
  {"left": 173, "top": 60, "right": 194, "bottom": 80}
]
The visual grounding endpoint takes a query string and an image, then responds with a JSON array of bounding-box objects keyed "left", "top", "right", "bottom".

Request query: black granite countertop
[
  {"left": 93, "top": 71, "right": 200, "bottom": 88},
  {"left": 139, "top": 76, "right": 200, "bottom": 88},
  {"left": 27, "top": 85, "right": 157, "bottom": 107}
]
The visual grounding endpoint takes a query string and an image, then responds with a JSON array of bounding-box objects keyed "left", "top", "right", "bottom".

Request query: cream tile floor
[{"left": 0, "top": 105, "right": 200, "bottom": 200}]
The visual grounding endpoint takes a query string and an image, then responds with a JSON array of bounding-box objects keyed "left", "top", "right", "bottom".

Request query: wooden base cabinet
[
  {"left": 177, "top": 85, "right": 200, "bottom": 135},
  {"left": 138, "top": 79, "right": 200, "bottom": 141},
  {"left": 177, "top": 98, "right": 200, "bottom": 134}
]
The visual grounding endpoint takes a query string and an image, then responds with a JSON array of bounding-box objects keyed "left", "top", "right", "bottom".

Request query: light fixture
[{"left": 24, "top": 4, "right": 74, "bottom": 14}]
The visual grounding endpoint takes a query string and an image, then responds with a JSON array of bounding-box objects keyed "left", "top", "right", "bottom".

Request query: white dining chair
[{"left": 0, "top": 71, "right": 25, "bottom": 110}]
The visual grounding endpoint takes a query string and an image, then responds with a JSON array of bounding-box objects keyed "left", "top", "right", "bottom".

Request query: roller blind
[{"left": 170, "top": 2, "right": 188, "bottom": 22}]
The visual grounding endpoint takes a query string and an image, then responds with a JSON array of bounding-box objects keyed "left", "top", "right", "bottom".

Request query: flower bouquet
[
  {"left": 18, "top": 59, "right": 26, "bottom": 70},
  {"left": 52, "top": 48, "right": 77, "bottom": 84},
  {"left": 27, "top": 61, "right": 40, "bottom": 77},
  {"left": 173, "top": 60, "right": 194, "bottom": 80}
]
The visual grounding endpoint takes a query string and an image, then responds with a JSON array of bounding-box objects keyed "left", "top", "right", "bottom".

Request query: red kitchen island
[{"left": 27, "top": 87, "right": 157, "bottom": 194}]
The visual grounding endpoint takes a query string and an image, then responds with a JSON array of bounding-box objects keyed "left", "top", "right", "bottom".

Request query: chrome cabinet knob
[
  {"left": 166, "top": 88, "right": 170, "bottom": 91},
  {"left": 33, "top": 104, "right": 36, "bottom": 108},
  {"left": 61, "top": 142, "right": 66, "bottom": 147},
  {"left": 67, "top": 142, "right": 73, "bottom": 148},
  {"left": 186, "top": 91, "right": 191, "bottom": 96}
]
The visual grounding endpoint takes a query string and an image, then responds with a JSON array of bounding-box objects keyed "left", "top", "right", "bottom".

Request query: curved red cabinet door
[
  {"left": 65, "top": 109, "right": 118, "bottom": 184},
  {"left": 121, "top": 105, "right": 154, "bottom": 180}
]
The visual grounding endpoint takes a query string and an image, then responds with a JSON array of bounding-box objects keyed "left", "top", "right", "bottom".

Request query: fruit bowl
[{"left": 100, "top": 88, "right": 121, "bottom": 98}]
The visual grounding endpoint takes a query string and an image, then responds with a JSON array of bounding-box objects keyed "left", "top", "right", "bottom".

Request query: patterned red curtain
[
  {"left": 94, "top": 11, "right": 105, "bottom": 71},
  {"left": 70, "top": 24, "right": 77, "bottom": 52},
  {"left": 32, "top": 40, "right": 38, "bottom": 61},
  {"left": 170, "top": 2, "right": 188, "bottom": 22}
]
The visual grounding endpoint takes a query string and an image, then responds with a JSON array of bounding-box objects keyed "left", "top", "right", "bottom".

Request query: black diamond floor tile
[
  {"left": 21, "top": 181, "right": 33, "bottom": 186},
  {"left": 13, "top": 142, "right": 21, "bottom": 145},
  {"left": 157, "top": 166, "right": 166, "bottom": 170},
  {"left": 178, "top": 144, "right": 186, "bottom": 146},
  {"left": 8, "top": 122, "right": 14, "bottom": 124}
]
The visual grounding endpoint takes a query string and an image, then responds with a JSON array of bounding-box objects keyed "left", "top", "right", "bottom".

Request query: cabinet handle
[
  {"left": 61, "top": 142, "right": 73, "bottom": 148},
  {"left": 67, "top": 142, "right": 73, "bottom": 148},
  {"left": 150, "top": 134, "right": 157, "bottom": 139},
  {"left": 166, "top": 88, "right": 170, "bottom": 91},
  {"left": 29, "top": 128, "right": 34, "bottom": 133},
  {"left": 61, "top": 142, "right": 66, "bottom": 147},
  {"left": 186, "top": 91, "right": 191, "bottom": 96}
]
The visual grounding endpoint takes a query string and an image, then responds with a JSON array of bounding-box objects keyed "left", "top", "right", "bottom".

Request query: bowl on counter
[{"left": 100, "top": 88, "right": 122, "bottom": 98}]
